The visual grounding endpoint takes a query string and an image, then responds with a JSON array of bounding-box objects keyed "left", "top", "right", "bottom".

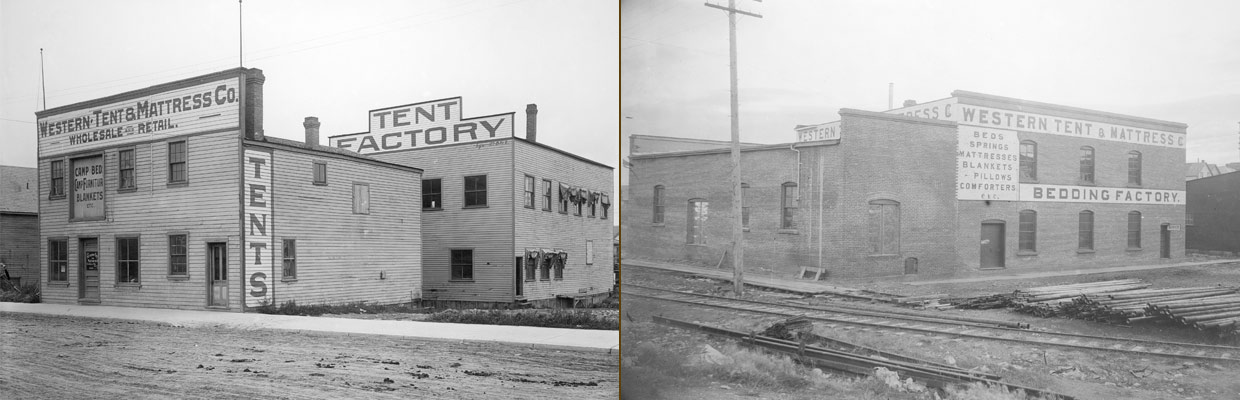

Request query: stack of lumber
[
  {"left": 1140, "top": 289, "right": 1240, "bottom": 336},
  {"left": 1070, "top": 286, "right": 1239, "bottom": 325},
  {"left": 1009, "top": 279, "right": 1150, "bottom": 317}
]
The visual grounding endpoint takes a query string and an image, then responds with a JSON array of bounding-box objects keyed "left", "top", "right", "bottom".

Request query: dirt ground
[
  {"left": 0, "top": 312, "right": 617, "bottom": 399},
  {"left": 621, "top": 262, "right": 1240, "bottom": 400}
]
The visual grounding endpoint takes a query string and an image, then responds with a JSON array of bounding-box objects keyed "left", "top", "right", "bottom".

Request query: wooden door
[
  {"left": 78, "top": 238, "right": 100, "bottom": 303},
  {"left": 980, "top": 222, "right": 1005, "bottom": 269},
  {"left": 1160, "top": 224, "right": 1171, "bottom": 259},
  {"left": 514, "top": 257, "right": 523, "bottom": 297},
  {"left": 208, "top": 243, "right": 228, "bottom": 307}
]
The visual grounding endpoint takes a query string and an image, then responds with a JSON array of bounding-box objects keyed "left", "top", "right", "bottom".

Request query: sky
[
  {"left": 0, "top": 0, "right": 618, "bottom": 196},
  {"left": 622, "top": 0, "right": 1240, "bottom": 179}
]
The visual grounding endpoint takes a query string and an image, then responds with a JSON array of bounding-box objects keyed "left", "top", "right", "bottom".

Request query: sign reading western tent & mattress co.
[
  {"left": 329, "top": 97, "right": 515, "bottom": 155},
  {"left": 244, "top": 149, "right": 275, "bottom": 308},
  {"left": 957, "top": 126, "right": 1019, "bottom": 201},
  {"left": 37, "top": 77, "right": 242, "bottom": 157},
  {"left": 71, "top": 155, "right": 106, "bottom": 220}
]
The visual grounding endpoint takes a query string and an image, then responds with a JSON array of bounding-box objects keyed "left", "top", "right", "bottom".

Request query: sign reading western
[
  {"left": 957, "top": 127, "right": 1019, "bottom": 201},
  {"left": 37, "top": 77, "right": 242, "bottom": 157},
  {"left": 795, "top": 121, "right": 841, "bottom": 143},
  {"left": 329, "top": 97, "right": 515, "bottom": 155},
  {"left": 244, "top": 149, "right": 274, "bottom": 308},
  {"left": 1020, "top": 184, "right": 1185, "bottom": 205},
  {"left": 71, "top": 155, "right": 106, "bottom": 220}
]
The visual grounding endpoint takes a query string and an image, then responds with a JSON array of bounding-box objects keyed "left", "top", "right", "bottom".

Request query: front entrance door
[
  {"left": 514, "top": 257, "right": 524, "bottom": 297},
  {"left": 207, "top": 243, "right": 228, "bottom": 307},
  {"left": 980, "top": 222, "right": 1005, "bottom": 269},
  {"left": 1160, "top": 224, "right": 1171, "bottom": 259},
  {"left": 78, "top": 238, "right": 100, "bottom": 303}
]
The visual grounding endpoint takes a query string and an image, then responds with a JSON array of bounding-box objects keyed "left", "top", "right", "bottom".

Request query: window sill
[
  {"left": 49, "top": 195, "right": 67, "bottom": 201},
  {"left": 777, "top": 229, "right": 799, "bottom": 235},
  {"left": 542, "top": 208, "right": 552, "bottom": 212},
  {"left": 167, "top": 275, "right": 190, "bottom": 281},
  {"left": 423, "top": 207, "right": 443, "bottom": 212},
  {"left": 554, "top": 278, "right": 563, "bottom": 281},
  {"left": 1075, "top": 181, "right": 1095, "bottom": 186},
  {"left": 1020, "top": 178, "right": 1038, "bottom": 184},
  {"left": 117, "top": 187, "right": 138, "bottom": 193},
  {"left": 651, "top": 223, "right": 665, "bottom": 227},
  {"left": 743, "top": 227, "right": 751, "bottom": 232},
  {"left": 1126, "top": 183, "right": 1143, "bottom": 189},
  {"left": 449, "top": 279, "right": 475, "bottom": 283},
  {"left": 463, "top": 205, "right": 489, "bottom": 209},
  {"left": 114, "top": 283, "right": 142, "bottom": 290},
  {"left": 524, "top": 279, "right": 536, "bottom": 283},
  {"left": 48, "top": 281, "right": 69, "bottom": 288},
  {"left": 282, "top": 278, "right": 298, "bottom": 283},
  {"left": 1077, "top": 249, "right": 1096, "bottom": 254},
  {"left": 313, "top": 182, "right": 327, "bottom": 186},
  {"left": 1126, "top": 247, "right": 1143, "bottom": 252},
  {"left": 868, "top": 254, "right": 901, "bottom": 258},
  {"left": 1016, "top": 250, "right": 1038, "bottom": 256},
  {"left": 166, "top": 181, "right": 189, "bottom": 188}
]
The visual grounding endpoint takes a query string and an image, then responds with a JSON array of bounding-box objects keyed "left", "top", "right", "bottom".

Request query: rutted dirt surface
[{"left": 0, "top": 312, "right": 616, "bottom": 399}]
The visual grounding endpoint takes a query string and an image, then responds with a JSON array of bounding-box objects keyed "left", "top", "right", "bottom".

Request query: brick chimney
[
  {"left": 525, "top": 103, "right": 538, "bottom": 142},
  {"left": 903, "top": 99, "right": 917, "bottom": 107},
  {"left": 245, "top": 69, "right": 266, "bottom": 140},
  {"left": 303, "top": 117, "right": 320, "bottom": 147}
]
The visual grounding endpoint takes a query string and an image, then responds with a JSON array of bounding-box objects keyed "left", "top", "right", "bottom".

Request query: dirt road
[{"left": 0, "top": 312, "right": 617, "bottom": 399}]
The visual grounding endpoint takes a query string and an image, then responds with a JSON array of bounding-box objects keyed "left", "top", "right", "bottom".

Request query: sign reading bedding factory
[
  {"left": 795, "top": 121, "right": 841, "bottom": 143},
  {"left": 37, "top": 77, "right": 242, "bottom": 157},
  {"left": 1020, "top": 184, "right": 1185, "bottom": 205},
  {"left": 957, "top": 127, "right": 1019, "bottom": 201},
  {"left": 889, "top": 97, "right": 1186, "bottom": 149},
  {"left": 329, "top": 97, "right": 515, "bottom": 155},
  {"left": 244, "top": 149, "right": 275, "bottom": 308}
]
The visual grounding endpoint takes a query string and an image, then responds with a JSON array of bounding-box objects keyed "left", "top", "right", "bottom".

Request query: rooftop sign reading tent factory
[
  {"left": 329, "top": 97, "right": 515, "bottom": 155},
  {"left": 36, "top": 77, "right": 242, "bottom": 157}
]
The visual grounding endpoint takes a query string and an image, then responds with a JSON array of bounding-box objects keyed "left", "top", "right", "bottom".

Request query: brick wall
[{"left": 1187, "top": 172, "right": 1240, "bottom": 252}]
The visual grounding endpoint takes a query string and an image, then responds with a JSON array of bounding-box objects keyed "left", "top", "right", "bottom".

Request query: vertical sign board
[
  {"left": 244, "top": 149, "right": 274, "bottom": 308},
  {"left": 36, "top": 76, "right": 242, "bottom": 158},
  {"left": 956, "top": 126, "right": 1019, "bottom": 200},
  {"left": 329, "top": 97, "right": 515, "bottom": 155},
  {"left": 71, "top": 155, "right": 106, "bottom": 220}
]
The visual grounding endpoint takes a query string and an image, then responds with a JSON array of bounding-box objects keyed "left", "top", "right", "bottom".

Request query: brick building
[
  {"left": 624, "top": 91, "right": 1187, "bottom": 278},
  {"left": 1186, "top": 170, "right": 1240, "bottom": 254},
  {"left": 329, "top": 100, "right": 614, "bottom": 308},
  {"left": 1, "top": 165, "right": 39, "bottom": 286},
  {"left": 36, "top": 68, "right": 423, "bottom": 310}
]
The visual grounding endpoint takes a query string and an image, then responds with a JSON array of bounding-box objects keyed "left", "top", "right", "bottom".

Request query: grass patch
[
  {"left": 425, "top": 308, "right": 618, "bottom": 330},
  {"left": 0, "top": 281, "right": 41, "bottom": 303},
  {"left": 252, "top": 300, "right": 422, "bottom": 316}
]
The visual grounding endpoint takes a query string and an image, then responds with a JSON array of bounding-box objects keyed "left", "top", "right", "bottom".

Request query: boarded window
[
  {"left": 1128, "top": 211, "right": 1142, "bottom": 249},
  {"left": 50, "top": 160, "right": 65, "bottom": 198},
  {"left": 687, "top": 199, "right": 708, "bottom": 245},
  {"left": 116, "top": 237, "right": 140, "bottom": 283},
  {"left": 118, "top": 149, "right": 136, "bottom": 190},
  {"left": 781, "top": 183, "right": 797, "bottom": 229},
  {"left": 1079, "top": 146, "right": 1094, "bottom": 183},
  {"left": 586, "top": 240, "right": 594, "bottom": 265},
  {"left": 283, "top": 239, "right": 297, "bottom": 279},
  {"left": 48, "top": 239, "right": 68, "bottom": 281},
  {"left": 1020, "top": 140, "right": 1037, "bottom": 180},
  {"left": 464, "top": 175, "right": 487, "bottom": 207},
  {"left": 868, "top": 200, "right": 900, "bottom": 254},
  {"left": 542, "top": 179, "right": 553, "bottom": 211},
  {"left": 523, "top": 175, "right": 535, "bottom": 209},
  {"left": 422, "top": 179, "right": 441, "bottom": 209},
  {"left": 353, "top": 183, "right": 370, "bottom": 214},
  {"left": 168, "top": 141, "right": 187, "bottom": 184},
  {"left": 1079, "top": 210, "right": 1094, "bottom": 250},
  {"left": 1018, "top": 210, "right": 1036, "bottom": 252},
  {"left": 652, "top": 185, "right": 665, "bottom": 223},
  {"left": 1127, "top": 151, "right": 1142, "bottom": 185},
  {"left": 313, "top": 162, "right": 327, "bottom": 185},
  {"left": 168, "top": 234, "right": 187, "bottom": 276},
  {"left": 451, "top": 249, "right": 473, "bottom": 281}
]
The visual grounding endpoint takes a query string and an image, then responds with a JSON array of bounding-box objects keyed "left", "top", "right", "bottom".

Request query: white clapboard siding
[
  {"left": 513, "top": 139, "right": 615, "bottom": 301},
  {"left": 40, "top": 129, "right": 244, "bottom": 310},
  {"left": 258, "top": 140, "right": 422, "bottom": 306},
  {"left": 368, "top": 139, "right": 516, "bottom": 303}
]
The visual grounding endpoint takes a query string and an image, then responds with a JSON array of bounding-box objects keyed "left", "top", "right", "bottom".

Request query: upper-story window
[
  {"left": 313, "top": 161, "right": 327, "bottom": 185},
  {"left": 1127, "top": 151, "right": 1142, "bottom": 186},
  {"left": 541, "top": 179, "right": 552, "bottom": 211},
  {"left": 464, "top": 175, "right": 487, "bottom": 207},
  {"left": 353, "top": 183, "right": 370, "bottom": 214},
  {"left": 523, "top": 175, "right": 536, "bottom": 209},
  {"left": 49, "top": 160, "right": 65, "bottom": 198},
  {"left": 422, "top": 179, "right": 442, "bottom": 209},
  {"left": 1019, "top": 140, "right": 1037, "bottom": 181},
  {"left": 1079, "top": 146, "right": 1094, "bottom": 184},
  {"left": 168, "top": 141, "right": 187, "bottom": 184},
  {"left": 118, "top": 149, "right": 136, "bottom": 190}
]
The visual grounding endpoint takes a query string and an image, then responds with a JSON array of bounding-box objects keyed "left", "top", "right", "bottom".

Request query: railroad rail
[{"left": 625, "top": 284, "right": 1240, "bottom": 363}]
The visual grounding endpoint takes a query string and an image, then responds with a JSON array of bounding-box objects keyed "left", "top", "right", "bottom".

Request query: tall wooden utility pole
[{"left": 705, "top": 0, "right": 761, "bottom": 296}]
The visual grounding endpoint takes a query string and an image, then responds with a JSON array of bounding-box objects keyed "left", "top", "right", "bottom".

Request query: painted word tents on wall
[{"left": 244, "top": 148, "right": 275, "bottom": 308}]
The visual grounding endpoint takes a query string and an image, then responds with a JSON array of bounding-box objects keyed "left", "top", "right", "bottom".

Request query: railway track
[{"left": 625, "top": 283, "right": 1240, "bottom": 363}]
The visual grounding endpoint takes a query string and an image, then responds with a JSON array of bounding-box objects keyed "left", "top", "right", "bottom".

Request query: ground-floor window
[
  {"left": 48, "top": 239, "right": 68, "bottom": 281},
  {"left": 450, "top": 249, "right": 473, "bottom": 281},
  {"left": 1018, "top": 210, "right": 1036, "bottom": 252},
  {"left": 687, "top": 199, "right": 708, "bottom": 244},
  {"left": 168, "top": 234, "right": 187, "bottom": 276},
  {"left": 1127, "top": 211, "right": 1141, "bottom": 249},
  {"left": 540, "top": 255, "right": 552, "bottom": 281},
  {"left": 1078, "top": 210, "right": 1094, "bottom": 250},
  {"left": 282, "top": 239, "right": 297, "bottom": 279},
  {"left": 116, "top": 237, "right": 141, "bottom": 283}
]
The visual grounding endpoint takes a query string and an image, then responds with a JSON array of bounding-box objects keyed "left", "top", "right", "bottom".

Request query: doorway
[
  {"left": 78, "top": 238, "right": 100, "bottom": 303},
  {"left": 1160, "top": 224, "right": 1171, "bottom": 259},
  {"left": 514, "top": 257, "right": 524, "bottom": 297},
  {"left": 980, "top": 221, "right": 1005, "bottom": 269},
  {"left": 207, "top": 243, "right": 228, "bottom": 307}
]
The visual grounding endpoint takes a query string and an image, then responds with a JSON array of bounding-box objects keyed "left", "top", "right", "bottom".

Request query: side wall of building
[
  {"left": 370, "top": 139, "right": 515, "bottom": 303},
  {"left": 40, "top": 130, "right": 244, "bottom": 309},
  {"left": 258, "top": 142, "right": 422, "bottom": 306},
  {"left": 513, "top": 140, "right": 614, "bottom": 302},
  {"left": 1187, "top": 172, "right": 1240, "bottom": 253},
  {"left": 0, "top": 213, "right": 39, "bottom": 284}
]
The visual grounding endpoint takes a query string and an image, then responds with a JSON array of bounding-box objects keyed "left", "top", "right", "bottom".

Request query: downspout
[{"left": 818, "top": 150, "right": 824, "bottom": 271}]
